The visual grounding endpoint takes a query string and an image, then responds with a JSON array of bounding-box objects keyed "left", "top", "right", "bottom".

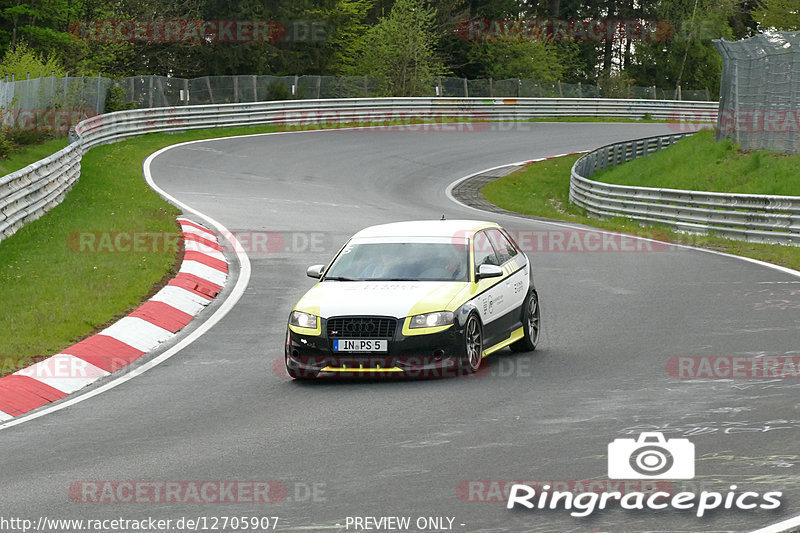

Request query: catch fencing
[
  {"left": 714, "top": 31, "right": 800, "bottom": 154},
  {"left": 0, "top": 73, "right": 713, "bottom": 118},
  {"left": 122, "top": 75, "right": 712, "bottom": 107}
]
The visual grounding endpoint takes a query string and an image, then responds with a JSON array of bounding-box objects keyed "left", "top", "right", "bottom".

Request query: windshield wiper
[{"left": 324, "top": 276, "right": 359, "bottom": 281}]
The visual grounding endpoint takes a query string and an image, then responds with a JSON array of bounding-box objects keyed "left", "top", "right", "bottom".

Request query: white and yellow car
[{"left": 285, "top": 220, "right": 540, "bottom": 378}]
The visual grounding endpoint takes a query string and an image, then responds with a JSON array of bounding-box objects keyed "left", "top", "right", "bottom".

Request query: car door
[
  {"left": 485, "top": 228, "right": 529, "bottom": 337},
  {"left": 471, "top": 229, "right": 510, "bottom": 349}
]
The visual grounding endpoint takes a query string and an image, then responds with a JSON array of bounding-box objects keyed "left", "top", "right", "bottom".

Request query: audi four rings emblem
[{"left": 345, "top": 321, "right": 377, "bottom": 333}]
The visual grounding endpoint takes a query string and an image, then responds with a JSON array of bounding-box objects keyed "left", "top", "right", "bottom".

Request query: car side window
[
  {"left": 487, "top": 229, "right": 517, "bottom": 264},
  {"left": 473, "top": 230, "right": 499, "bottom": 271}
]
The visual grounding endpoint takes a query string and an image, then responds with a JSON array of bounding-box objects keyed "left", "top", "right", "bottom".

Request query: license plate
[{"left": 333, "top": 339, "right": 388, "bottom": 352}]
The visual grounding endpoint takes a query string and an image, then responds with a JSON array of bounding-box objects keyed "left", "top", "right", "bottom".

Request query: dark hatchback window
[
  {"left": 324, "top": 242, "right": 469, "bottom": 282},
  {"left": 473, "top": 230, "right": 499, "bottom": 271},
  {"left": 487, "top": 229, "right": 518, "bottom": 264}
]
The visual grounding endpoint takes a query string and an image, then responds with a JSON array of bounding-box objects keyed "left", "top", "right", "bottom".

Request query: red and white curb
[{"left": 0, "top": 217, "right": 228, "bottom": 421}]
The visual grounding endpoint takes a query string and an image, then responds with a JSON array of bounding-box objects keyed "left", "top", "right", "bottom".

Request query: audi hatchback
[{"left": 284, "top": 219, "right": 540, "bottom": 378}]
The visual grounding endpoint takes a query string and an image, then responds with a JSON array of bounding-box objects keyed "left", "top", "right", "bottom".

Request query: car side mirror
[
  {"left": 306, "top": 264, "right": 325, "bottom": 279},
  {"left": 476, "top": 264, "right": 503, "bottom": 280}
]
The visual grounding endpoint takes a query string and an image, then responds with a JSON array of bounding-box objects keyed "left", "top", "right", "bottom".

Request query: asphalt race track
[{"left": 2, "top": 122, "right": 800, "bottom": 533}]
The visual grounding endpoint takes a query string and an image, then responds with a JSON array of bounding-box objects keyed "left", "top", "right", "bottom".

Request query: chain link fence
[
  {"left": 714, "top": 31, "right": 800, "bottom": 154},
  {"left": 0, "top": 74, "right": 112, "bottom": 112},
  {"left": 0, "top": 73, "right": 712, "bottom": 124},
  {"left": 121, "top": 74, "right": 711, "bottom": 105}
]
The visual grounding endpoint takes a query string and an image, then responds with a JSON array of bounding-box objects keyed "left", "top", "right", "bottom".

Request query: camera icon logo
[{"left": 608, "top": 432, "right": 695, "bottom": 479}]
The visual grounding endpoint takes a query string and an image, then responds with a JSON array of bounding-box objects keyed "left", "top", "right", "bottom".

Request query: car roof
[{"left": 351, "top": 220, "right": 500, "bottom": 239}]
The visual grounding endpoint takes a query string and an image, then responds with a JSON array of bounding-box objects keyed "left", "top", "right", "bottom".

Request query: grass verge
[
  {"left": 0, "top": 123, "right": 297, "bottom": 375},
  {"left": 482, "top": 152, "right": 800, "bottom": 271},
  {"left": 0, "top": 137, "right": 69, "bottom": 177},
  {"left": 592, "top": 129, "right": 800, "bottom": 196}
]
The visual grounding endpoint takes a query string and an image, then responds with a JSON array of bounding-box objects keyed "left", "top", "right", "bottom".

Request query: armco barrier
[
  {"left": 1, "top": 97, "right": 718, "bottom": 243},
  {"left": 569, "top": 133, "right": 800, "bottom": 245}
]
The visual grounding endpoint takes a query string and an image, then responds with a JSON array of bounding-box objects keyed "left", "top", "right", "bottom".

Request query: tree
[
  {"left": 0, "top": 41, "right": 65, "bottom": 78},
  {"left": 752, "top": 0, "right": 800, "bottom": 30},
  {"left": 466, "top": 40, "right": 565, "bottom": 80},
  {"left": 345, "top": 0, "right": 446, "bottom": 96},
  {"left": 626, "top": 0, "right": 736, "bottom": 93},
  {"left": 302, "top": 0, "right": 374, "bottom": 74}
]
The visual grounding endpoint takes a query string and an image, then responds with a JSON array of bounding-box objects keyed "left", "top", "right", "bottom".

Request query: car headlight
[
  {"left": 409, "top": 311, "right": 454, "bottom": 329},
  {"left": 289, "top": 310, "right": 318, "bottom": 329}
]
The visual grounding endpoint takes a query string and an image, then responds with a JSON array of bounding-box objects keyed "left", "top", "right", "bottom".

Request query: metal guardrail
[
  {"left": 569, "top": 134, "right": 800, "bottom": 245},
  {"left": 1, "top": 97, "right": 719, "bottom": 243}
]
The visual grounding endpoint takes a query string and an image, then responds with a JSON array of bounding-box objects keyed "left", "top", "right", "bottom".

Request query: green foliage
[
  {"left": 0, "top": 1, "right": 762, "bottom": 104},
  {"left": 103, "top": 84, "right": 136, "bottom": 113},
  {"left": 626, "top": 0, "right": 734, "bottom": 92},
  {"left": 346, "top": 0, "right": 446, "bottom": 96},
  {"left": 307, "top": 0, "right": 374, "bottom": 73},
  {"left": 467, "top": 40, "right": 564, "bottom": 81},
  {"left": 0, "top": 42, "right": 65, "bottom": 79},
  {"left": 752, "top": 0, "right": 800, "bottom": 30},
  {"left": 0, "top": 130, "right": 14, "bottom": 159},
  {"left": 598, "top": 72, "right": 635, "bottom": 98},
  {"left": 5, "top": 127, "right": 53, "bottom": 147},
  {"left": 266, "top": 82, "right": 291, "bottom": 100}
]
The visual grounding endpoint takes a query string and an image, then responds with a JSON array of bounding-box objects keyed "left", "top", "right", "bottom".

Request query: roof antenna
[{"left": 440, "top": 214, "right": 446, "bottom": 220}]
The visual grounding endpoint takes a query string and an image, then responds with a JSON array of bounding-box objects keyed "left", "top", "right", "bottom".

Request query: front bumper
[{"left": 285, "top": 322, "right": 466, "bottom": 378}]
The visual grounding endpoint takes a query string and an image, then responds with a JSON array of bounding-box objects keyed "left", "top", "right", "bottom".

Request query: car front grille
[{"left": 327, "top": 317, "right": 397, "bottom": 339}]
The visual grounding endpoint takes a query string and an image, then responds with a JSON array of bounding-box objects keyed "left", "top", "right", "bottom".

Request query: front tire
[
  {"left": 460, "top": 313, "right": 484, "bottom": 373},
  {"left": 510, "top": 290, "right": 540, "bottom": 352}
]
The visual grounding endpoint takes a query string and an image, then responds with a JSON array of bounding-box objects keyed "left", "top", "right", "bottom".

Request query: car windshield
[{"left": 324, "top": 241, "right": 469, "bottom": 282}]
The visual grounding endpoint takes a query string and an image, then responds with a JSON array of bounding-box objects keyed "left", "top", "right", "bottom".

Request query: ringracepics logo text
[{"left": 506, "top": 432, "right": 782, "bottom": 518}]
